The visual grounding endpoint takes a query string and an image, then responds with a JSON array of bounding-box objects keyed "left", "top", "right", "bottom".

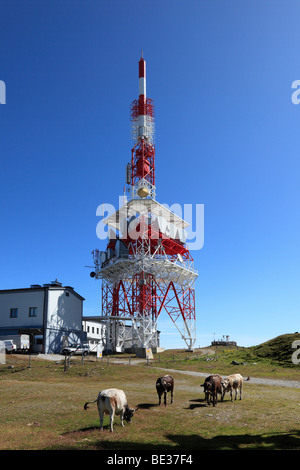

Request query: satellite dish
[
  {"left": 100, "top": 251, "right": 106, "bottom": 263},
  {"left": 115, "top": 239, "right": 129, "bottom": 258},
  {"left": 107, "top": 248, "right": 115, "bottom": 259}
]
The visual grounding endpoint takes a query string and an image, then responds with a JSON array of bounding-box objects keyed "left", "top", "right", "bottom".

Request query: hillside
[{"left": 249, "top": 333, "right": 300, "bottom": 366}]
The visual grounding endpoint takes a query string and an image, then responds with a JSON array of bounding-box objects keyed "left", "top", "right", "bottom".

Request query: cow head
[
  {"left": 200, "top": 381, "right": 210, "bottom": 392},
  {"left": 222, "top": 378, "right": 230, "bottom": 391},
  {"left": 124, "top": 406, "right": 139, "bottom": 423}
]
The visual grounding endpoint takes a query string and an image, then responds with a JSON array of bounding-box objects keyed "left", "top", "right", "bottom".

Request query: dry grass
[{"left": 0, "top": 354, "right": 300, "bottom": 450}]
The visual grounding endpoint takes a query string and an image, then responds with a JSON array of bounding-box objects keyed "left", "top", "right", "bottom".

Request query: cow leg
[
  {"left": 171, "top": 389, "right": 173, "bottom": 404},
  {"left": 230, "top": 390, "right": 233, "bottom": 402},
  {"left": 235, "top": 388, "right": 238, "bottom": 400},
  {"left": 109, "top": 411, "right": 115, "bottom": 432},
  {"left": 240, "top": 384, "right": 242, "bottom": 400},
  {"left": 99, "top": 409, "right": 104, "bottom": 431},
  {"left": 164, "top": 391, "right": 167, "bottom": 406},
  {"left": 212, "top": 392, "right": 216, "bottom": 407},
  {"left": 120, "top": 410, "right": 125, "bottom": 427},
  {"left": 158, "top": 392, "right": 161, "bottom": 405}
]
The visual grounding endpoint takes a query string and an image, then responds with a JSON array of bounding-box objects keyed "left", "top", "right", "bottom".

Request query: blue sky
[{"left": 1, "top": 0, "right": 299, "bottom": 348}]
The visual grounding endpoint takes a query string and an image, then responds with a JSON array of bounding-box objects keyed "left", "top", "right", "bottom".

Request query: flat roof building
[{"left": 0, "top": 280, "right": 86, "bottom": 354}]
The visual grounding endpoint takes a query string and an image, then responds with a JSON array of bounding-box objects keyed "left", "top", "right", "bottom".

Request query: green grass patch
[{"left": 0, "top": 346, "right": 300, "bottom": 450}]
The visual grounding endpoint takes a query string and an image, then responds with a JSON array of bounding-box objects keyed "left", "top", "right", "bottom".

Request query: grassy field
[{"left": 1, "top": 341, "right": 300, "bottom": 451}]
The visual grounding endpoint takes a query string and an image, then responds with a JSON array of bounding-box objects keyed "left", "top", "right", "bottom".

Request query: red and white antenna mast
[
  {"left": 129, "top": 52, "right": 155, "bottom": 199},
  {"left": 92, "top": 54, "right": 197, "bottom": 352}
]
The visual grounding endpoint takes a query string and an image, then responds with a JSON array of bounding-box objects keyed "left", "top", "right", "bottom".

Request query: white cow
[
  {"left": 222, "top": 374, "right": 250, "bottom": 401},
  {"left": 84, "top": 388, "right": 137, "bottom": 432}
]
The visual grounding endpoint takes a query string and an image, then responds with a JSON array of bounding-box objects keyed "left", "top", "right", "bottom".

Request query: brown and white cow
[
  {"left": 156, "top": 375, "right": 174, "bottom": 406},
  {"left": 200, "top": 374, "right": 224, "bottom": 407},
  {"left": 84, "top": 388, "right": 137, "bottom": 432},
  {"left": 222, "top": 374, "right": 250, "bottom": 401}
]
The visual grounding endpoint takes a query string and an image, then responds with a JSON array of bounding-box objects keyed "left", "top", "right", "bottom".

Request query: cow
[
  {"left": 200, "top": 374, "right": 224, "bottom": 407},
  {"left": 156, "top": 375, "right": 174, "bottom": 406},
  {"left": 84, "top": 388, "right": 137, "bottom": 432},
  {"left": 222, "top": 374, "right": 250, "bottom": 401}
]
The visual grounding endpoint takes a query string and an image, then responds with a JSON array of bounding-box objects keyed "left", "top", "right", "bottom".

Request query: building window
[
  {"left": 29, "top": 307, "right": 37, "bottom": 317},
  {"left": 87, "top": 326, "right": 90, "bottom": 333},
  {"left": 92, "top": 327, "right": 94, "bottom": 334},
  {"left": 10, "top": 308, "right": 18, "bottom": 318},
  {"left": 65, "top": 292, "right": 69, "bottom": 297}
]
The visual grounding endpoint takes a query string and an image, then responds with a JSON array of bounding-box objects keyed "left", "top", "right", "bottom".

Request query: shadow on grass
[
  {"left": 96, "top": 429, "right": 300, "bottom": 450},
  {"left": 136, "top": 403, "right": 158, "bottom": 409},
  {"left": 186, "top": 398, "right": 207, "bottom": 410},
  {"left": 61, "top": 425, "right": 300, "bottom": 450}
]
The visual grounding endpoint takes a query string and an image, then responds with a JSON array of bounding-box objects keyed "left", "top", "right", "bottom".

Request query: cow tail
[
  {"left": 84, "top": 398, "right": 98, "bottom": 410},
  {"left": 244, "top": 376, "right": 250, "bottom": 381}
]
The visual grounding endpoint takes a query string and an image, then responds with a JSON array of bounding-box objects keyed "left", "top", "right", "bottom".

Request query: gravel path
[
  {"left": 108, "top": 357, "right": 300, "bottom": 389},
  {"left": 36, "top": 354, "right": 300, "bottom": 389}
]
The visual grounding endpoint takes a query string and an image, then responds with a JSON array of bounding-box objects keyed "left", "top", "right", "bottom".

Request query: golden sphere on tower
[{"left": 137, "top": 187, "right": 149, "bottom": 198}]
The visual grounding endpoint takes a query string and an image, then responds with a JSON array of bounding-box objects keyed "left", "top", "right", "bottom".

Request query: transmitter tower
[{"left": 91, "top": 54, "right": 198, "bottom": 352}]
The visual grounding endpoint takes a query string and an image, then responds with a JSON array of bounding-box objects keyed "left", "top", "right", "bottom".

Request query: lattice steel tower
[{"left": 91, "top": 54, "right": 198, "bottom": 352}]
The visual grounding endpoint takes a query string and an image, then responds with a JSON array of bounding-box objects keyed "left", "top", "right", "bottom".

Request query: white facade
[
  {"left": 82, "top": 317, "right": 107, "bottom": 353},
  {"left": 0, "top": 281, "right": 86, "bottom": 354},
  {"left": 83, "top": 317, "right": 136, "bottom": 353}
]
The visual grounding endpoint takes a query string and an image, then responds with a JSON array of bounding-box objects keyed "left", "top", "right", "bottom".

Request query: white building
[
  {"left": 82, "top": 316, "right": 161, "bottom": 354},
  {"left": 0, "top": 280, "right": 86, "bottom": 354},
  {"left": 82, "top": 316, "right": 107, "bottom": 353}
]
